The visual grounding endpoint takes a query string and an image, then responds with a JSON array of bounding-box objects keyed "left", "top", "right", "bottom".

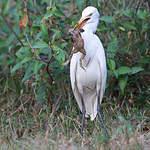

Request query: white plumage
[{"left": 70, "top": 6, "right": 107, "bottom": 121}]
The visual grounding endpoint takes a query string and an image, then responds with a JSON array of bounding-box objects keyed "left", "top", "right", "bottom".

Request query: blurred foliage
[{"left": 0, "top": 0, "right": 149, "bottom": 108}]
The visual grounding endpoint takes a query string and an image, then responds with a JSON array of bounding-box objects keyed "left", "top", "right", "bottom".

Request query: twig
[
  {"left": 27, "top": 9, "right": 41, "bottom": 16},
  {"left": 146, "top": 1, "right": 150, "bottom": 12},
  {"left": 72, "top": 0, "right": 76, "bottom": 11},
  {"left": 135, "top": 0, "right": 141, "bottom": 14},
  {"left": 23, "top": 0, "right": 27, "bottom": 8},
  {"left": 49, "top": 33, "right": 55, "bottom": 55},
  {"left": 127, "top": 0, "right": 134, "bottom": 9},
  {"left": 18, "top": 89, "right": 25, "bottom": 113},
  {"left": 109, "top": 0, "right": 117, "bottom": 10},
  {"left": 46, "top": 56, "right": 54, "bottom": 84},
  {"left": 26, "top": 34, "right": 54, "bottom": 83},
  {"left": 9, "top": 99, "right": 30, "bottom": 117},
  {"left": 52, "top": 95, "right": 62, "bottom": 111},
  {"left": 0, "top": 13, "right": 24, "bottom": 47},
  {"left": 0, "top": 31, "right": 7, "bottom": 37},
  {"left": 26, "top": 34, "right": 34, "bottom": 53},
  {"left": 26, "top": 34, "right": 49, "bottom": 62},
  {"left": 86, "top": 0, "right": 89, "bottom": 7}
]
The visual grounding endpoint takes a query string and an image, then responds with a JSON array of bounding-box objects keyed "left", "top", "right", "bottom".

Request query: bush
[{"left": 0, "top": 0, "right": 149, "bottom": 106}]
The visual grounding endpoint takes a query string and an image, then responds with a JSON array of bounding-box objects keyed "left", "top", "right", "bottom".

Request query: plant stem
[
  {"left": 86, "top": 0, "right": 89, "bottom": 7},
  {"left": 109, "top": 0, "right": 117, "bottom": 10},
  {"left": 0, "top": 13, "right": 24, "bottom": 47}
]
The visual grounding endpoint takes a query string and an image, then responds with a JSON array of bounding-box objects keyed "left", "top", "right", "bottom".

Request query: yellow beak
[{"left": 73, "top": 15, "right": 91, "bottom": 31}]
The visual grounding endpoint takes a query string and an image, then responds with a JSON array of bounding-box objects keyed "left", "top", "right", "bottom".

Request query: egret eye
[
  {"left": 79, "top": 28, "right": 84, "bottom": 32},
  {"left": 88, "top": 13, "right": 93, "bottom": 17}
]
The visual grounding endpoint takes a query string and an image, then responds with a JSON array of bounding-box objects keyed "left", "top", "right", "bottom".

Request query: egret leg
[
  {"left": 80, "top": 95, "right": 86, "bottom": 136},
  {"left": 97, "top": 92, "right": 109, "bottom": 137}
]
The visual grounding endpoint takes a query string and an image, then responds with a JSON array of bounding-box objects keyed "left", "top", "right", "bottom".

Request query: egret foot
[
  {"left": 97, "top": 91, "right": 109, "bottom": 137},
  {"left": 80, "top": 95, "right": 86, "bottom": 136}
]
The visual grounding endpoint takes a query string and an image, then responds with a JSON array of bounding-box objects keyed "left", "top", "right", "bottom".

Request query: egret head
[{"left": 74, "top": 6, "right": 100, "bottom": 33}]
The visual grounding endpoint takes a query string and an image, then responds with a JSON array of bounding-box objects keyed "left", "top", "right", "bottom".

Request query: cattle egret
[{"left": 70, "top": 6, "right": 108, "bottom": 136}]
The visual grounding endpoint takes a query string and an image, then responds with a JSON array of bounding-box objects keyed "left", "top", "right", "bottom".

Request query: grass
[{"left": 0, "top": 77, "right": 150, "bottom": 150}]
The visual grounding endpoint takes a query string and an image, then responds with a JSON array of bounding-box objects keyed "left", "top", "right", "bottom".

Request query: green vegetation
[{"left": 0, "top": 0, "right": 149, "bottom": 149}]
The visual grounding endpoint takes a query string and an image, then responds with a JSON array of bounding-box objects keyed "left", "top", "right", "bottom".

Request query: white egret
[{"left": 70, "top": 6, "right": 108, "bottom": 136}]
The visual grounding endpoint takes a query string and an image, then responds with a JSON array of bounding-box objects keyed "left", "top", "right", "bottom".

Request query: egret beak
[{"left": 73, "top": 14, "right": 92, "bottom": 31}]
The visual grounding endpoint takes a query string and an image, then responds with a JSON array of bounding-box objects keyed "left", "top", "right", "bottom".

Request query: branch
[
  {"left": 26, "top": 34, "right": 48, "bottom": 62},
  {"left": 26, "top": 34, "right": 54, "bottom": 83},
  {"left": 46, "top": 56, "right": 54, "bottom": 85},
  {"left": 10, "top": 99, "right": 29, "bottom": 117},
  {"left": 0, "top": 13, "right": 24, "bottom": 47},
  {"left": 146, "top": 1, "right": 150, "bottom": 12},
  {"left": 0, "top": 30, "right": 7, "bottom": 37},
  {"left": 52, "top": 95, "right": 62, "bottom": 111},
  {"left": 135, "top": 0, "right": 141, "bottom": 14},
  {"left": 26, "top": 34, "right": 33, "bottom": 52},
  {"left": 109, "top": 0, "right": 117, "bottom": 10},
  {"left": 86, "top": 0, "right": 89, "bottom": 7},
  {"left": 127, "top": 0, "right": 134, "bottom": 9}
]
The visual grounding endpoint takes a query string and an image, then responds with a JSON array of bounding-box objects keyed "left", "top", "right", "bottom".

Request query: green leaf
[
  {"left": 0, "top": 41, "right": 9, "bottom": 48},
  {"left": 11, "top": 57, "right": 31, "bottom": 74},
  {"left": 115, "top": 126, "right": 123, "bottom": 135},
  {"left": 122, "top": 22, "right": 136, "bottom": 30},
  {"left": 76, "top": 0, "right": 85, "bottom": 10},
  {"left": 119, "top": 26, "right": 125, "bottom": 31},
  {"left": 54, "top": 49, "right": 67, "bottom": 62},
  {"left": 22, "top": 62, "right": 34, "bottom": 83},
  {"left": 117, "top": 66, "right": 132, "bottom": 75},
  {"left": 123, "top": 9, "right": 133, "bottom": 18},
  {"left": 126, "top": 123, "right": 133, "bottom": 136},
  {"left": 42, "top": 12, "right": 53, "bottom": 20},
  {"left": 40, "top": 24, "right": 49, "bottom": 42},
  {"left": 16, "top": 51, "right": 24, "bottom": 59},
  {"left": 131, "top": 66, "right": 144, "bottom": 74},
  {"left": 119, "top": 77, "right": 128, "bottom": 94},
  {"left": 100, "top": 16, "right": 113, "bottom": 23},
  {"left": 16, "top": 47, "right": 31, "bottom": 58},
  {"left": 37, "top": 83, "right": 47, "bottom": 103},
  {"left": 115, "top": 66, "right": 144, "bottom": 76},
  {"left": 137, "top": 9, "right": 146, "bottom": 20},
  {"left": 51, "top": 29, "right": 62, "bottom": 42},
  {"left": 108, "top": 59, "right": 116, "bottom": 71},
  {"left": 61, "top": 42, "right": 68, "bottom": 48},
  {"left": 119, "top": 115, "right": 126, "bottom": 122},
  {"left": 53, "top": 44, "right": 61, "bottom": 51},
  {"left": 139, "top": 57, "right": 150, "bottom": 64},
  {"left": 16, "top": 47, "right": 29, "bottom": 59},
  {"left": 52, "top": 6, "right": 65, "bottom": 17},
  {"left": 32, "top": 41, "right": 49, "bottom": 48},
  {"left": 22, "top": 71, "right": 33, "bottom": 83},
  {"left": 142, "top": 23, "right": 148, "bottom": 33},
  {"left": 34, "top": 61, "right": 44, "bottom": 75},
  {"left": 107, "top": 38, "right": 118, "bottom": 59}
]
